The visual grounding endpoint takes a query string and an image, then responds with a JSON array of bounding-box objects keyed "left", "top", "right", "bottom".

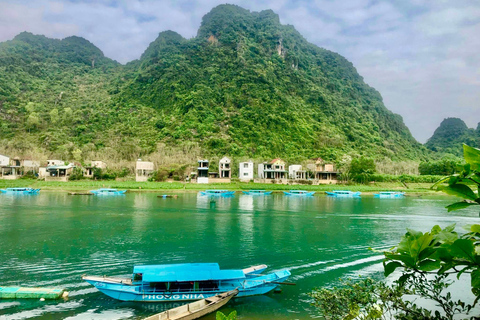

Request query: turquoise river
[{"left": 0, "top": 192, "right": 478, "bottom": 319}]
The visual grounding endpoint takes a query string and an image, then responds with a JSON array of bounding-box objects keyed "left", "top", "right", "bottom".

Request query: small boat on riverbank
[
  {"left": 199, "top": 190, "right": 235, "bottom": 196},
  {"left": 0, "top": 286, "right": 68, "bottom": 299},
  {"left": 242, "top": 190, "right": 272, "bottom": 195},
  {"left": 374, "top": 191, "right": 405, "bottom": 198},
  {"left": 89, "top": 188, "right": 126, "bottom": 195},
  {"left": 0, "top": 187, "right": 40, "bottom": 194},
  {"left": 283, "top": 190, "right": 315, "bottom": 196},
  {"left": 158, "top": 194, "right": 178, "bottom": 199},
  {"left": 82, "top": 263, "right": 290, "bottom": 302},
  {"left": 325, "top": 190, "right": 361, "bottom": 197},
  {"left": 143, "top": 289, "right": 238, "bottom": 320}
]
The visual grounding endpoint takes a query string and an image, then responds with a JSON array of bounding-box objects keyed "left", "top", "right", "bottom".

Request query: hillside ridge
[{"left": 0, "top": 4, "right": 427, "bottom": 164}]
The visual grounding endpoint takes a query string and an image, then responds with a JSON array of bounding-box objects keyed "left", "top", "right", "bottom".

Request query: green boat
[{"left": 0, "top": 286, "right": 68, "bottom": 299}]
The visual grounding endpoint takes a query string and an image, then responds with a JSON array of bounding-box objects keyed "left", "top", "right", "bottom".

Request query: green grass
[{"left": 0, "top": 179, "right": 437, "bottom": 194}]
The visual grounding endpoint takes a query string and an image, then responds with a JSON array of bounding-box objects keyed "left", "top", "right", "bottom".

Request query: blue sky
[{"left": 1, "top": 0, "right": 479, "bottom": 143}]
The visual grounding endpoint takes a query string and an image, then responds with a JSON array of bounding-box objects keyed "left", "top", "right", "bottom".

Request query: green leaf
[
  {"left": 446, "top": 201, "right": 479, "bottom": 212},
  {"left": 471, "top": 225, "right": 480, "bottom": 233},
  {"left": 449, "top": 239, "right": 476, "bottom": 262},
  {"left": 384, "top": 261, "right": 402, "bottom": 277},
  {"left": 227, "top": 311, "right": 237, "bottom": 320},
  {"left": 437, "top": 184, "right": 477, "bottom": 201},
  {"left": 418, "top": 259, "right": 441, "bottom": 272},
  {"left": 216, "top": 311, "right": 227, "bottom": 320},
  {"left": 471, "top": 269, "right": 480, "bottom": 291},
  {"left": 444, "top": 224, "right": 456, "bottom": 233},
  {"left": 463, "top": 144, "right": 480, "bottom": 171},
  {"left": 431, "top": 225, "right": 441, "bottom": 234}
]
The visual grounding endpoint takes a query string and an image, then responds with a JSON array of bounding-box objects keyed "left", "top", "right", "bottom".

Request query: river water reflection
[{"left": 0, "top": 192, "right": 478, "bottom": 319}]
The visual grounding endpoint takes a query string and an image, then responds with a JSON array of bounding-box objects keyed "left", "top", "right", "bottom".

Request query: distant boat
[
  {"left": 143, "top": 289, "right": 238, "bottom": 320},
  {"left": 0, "top": 286, "right": 68, "bottom": 299},
  {"left": 82, "top": 263, "right": 290, "bottom": 302},
  {"left": 283, "top": 190, "right": 315, "bottom": 196},
  {"left": 199, "top": 190, "right": 235, "bottom": 196},
  {"left": 0, "top": 187, "right": 40, "bottom": 194},
  {"left": 158, "top": 194, "right": 178, "bottom": 198},
  {"left": 89, "top": 188, "right": 126, "bottom": 195},
  {"left": 242, "top": 190, "right": 272, "bottom": 195},
  {"left": 374, "top": 191, "right": 405, "bottom": 198},
  {"left": 325, "top": 190, "right": 361, "bottom": 197}
]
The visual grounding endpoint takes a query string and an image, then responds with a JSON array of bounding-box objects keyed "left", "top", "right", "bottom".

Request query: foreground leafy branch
[{"left": 311, "top": 145, "right": 480, "bottom": 319}]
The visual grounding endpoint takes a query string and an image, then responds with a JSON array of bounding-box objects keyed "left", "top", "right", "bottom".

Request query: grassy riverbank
[{"left": 0, "top": 179, "right": 437, "bottom": 194}]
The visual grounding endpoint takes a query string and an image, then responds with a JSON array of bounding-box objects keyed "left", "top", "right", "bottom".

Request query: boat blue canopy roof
[{"left": 133, "top": 263, "right": 246, "bottom": 282}]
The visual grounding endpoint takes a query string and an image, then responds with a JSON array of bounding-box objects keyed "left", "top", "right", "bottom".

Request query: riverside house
[
  {"left": 313, "top": 158, "right": 338, "bottom": 184},
  {"left": 84, "top": 160, "right": 107, "bottom": 178},
  {"left": 289, "top": 164, "right": 307, "bottom": 180},
  {"left": 45, "top": 163, "right": 76, "bottom": 181},
  {"left": 0, "top": 154, "right": 18, "bottom": 180},
  {"left": 136, "top": 160, "right": 154, "bottom": 182},
  {"left": 258, "top": 159, "right": 288, "bottom": 181},
  {"left": 0, "top": 156, "right": 40, "bottom": 180},
  {"left": 239, "top": 161, "right": 254, "bottom": 181},
  {"left": 197, "top": 160, "right": 209, "bottom": 184},
  {"left": 219, "top": 157, "right": 231, "bottom": 179}
]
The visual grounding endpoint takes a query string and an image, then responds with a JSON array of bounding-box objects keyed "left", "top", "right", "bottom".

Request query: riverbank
[{"left": 0, "top": 179, "right": 438, "bottom": 194}]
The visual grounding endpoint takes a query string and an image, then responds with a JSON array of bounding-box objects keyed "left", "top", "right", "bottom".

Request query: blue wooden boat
[
  {"left": 242, "top": 190, "right": 272, "bottom": 195},
  {"left": 90, "top": 188, "right": 127, "bottom": 195},
  {"left": 0, "top": 187, "right": 40, "bottom": 194},
  {"left": 374, "top": 191, "right": 405, "bottom": 198},
  {"left": 325, "top": 190, "right": 361, "bottom": 197},
  {"left": 283, "top": 190, "right": 315, "bottom": 196},
  {"left": 199, "top": 190, "right": 235, "bottom": 196},
  {"left": 82, "top": 263, "right": 290, "bottom": 302}
]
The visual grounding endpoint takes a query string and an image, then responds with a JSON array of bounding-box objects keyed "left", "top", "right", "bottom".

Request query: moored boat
[
  {"left": 143, "top": 289, "right": 238, "bottom": 320},
  {"left": 242, "top": 190, "right": 272, "bottom": 195},
  {"left": 325, "top": 190, "right": 361, "bottom": 197},
  {"left": 199, "top": 190, "right": 235, "bottom": 196},
  {"left": 283, "top": 190, "right": 315, "bottom": 196},
  {"left": 0, "top": 187, "right": 40, "bottom": 194},
  {"left": 373, "top": 191, "right": 405, "bottom": 198},
  {"left": 0, "top": 286, "right": 68, "bottom": 299},
  {"left": 89, "top": 188, "right": 127, "bottom": 195},
  {"left": 82, "top": 263, "right": 290, "bottom": 302}
]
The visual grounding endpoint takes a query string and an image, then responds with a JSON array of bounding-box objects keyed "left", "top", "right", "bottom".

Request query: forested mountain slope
[
  {"left": 425, "top": 118, "right": 480, "bottom": 156},
  {"left": 0, "top": 4, "right": 427, "bottom": 163}
]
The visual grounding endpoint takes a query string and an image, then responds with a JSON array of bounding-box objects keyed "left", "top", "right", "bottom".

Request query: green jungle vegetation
[
  {"left": 426, "top": 118, "right": 480, "bottom": 157},
  {"left": 0, "top": 4, "right": 429, "bottom": 168}
]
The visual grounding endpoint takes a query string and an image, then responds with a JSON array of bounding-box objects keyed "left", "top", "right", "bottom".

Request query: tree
[{"left": 350, "top": 156, "right": 375, "bottom": 183}]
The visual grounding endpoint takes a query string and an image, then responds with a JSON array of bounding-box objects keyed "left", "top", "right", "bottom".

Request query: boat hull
[
  {"left": 374, "top": 192, "right": 405, "bottom": 198},
  {"left": 242, "top": 191, "right": 272, "bottom": 195},
  {"left": 144, "top": 289, "right": 238, "bottom": 320},
  {"left": 325, "top": 191, "right": 361, "bottom": 197},
  {"left": 83, "top": 269, "right": 290, "bottom": 302},
  {"left": 199, "top": 191, "right": 235, "bottom": 196},
  {"left": 90, "top": 190, "right": 127, "bottom": 195},
  {"left": 0, "top": 188, "right": 40, "bottom": 194},
  {"left": 283, "top": 191, "right": 315, "bottom": 196}
]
